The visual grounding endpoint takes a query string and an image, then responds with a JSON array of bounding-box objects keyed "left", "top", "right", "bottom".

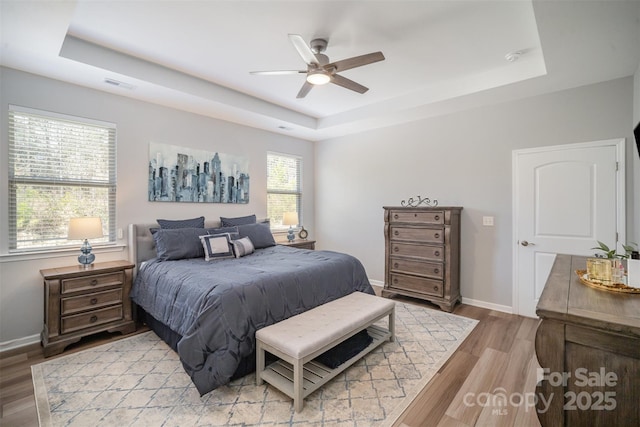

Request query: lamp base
[
  {"left": 287, "top": 227, "right": 295, "bottom": 242},
  {"left": 78, "top": 239, "right": 95, "bottom": 268},
  {"left": 78, "top": 253, "right": 95, "bottom": 268}
]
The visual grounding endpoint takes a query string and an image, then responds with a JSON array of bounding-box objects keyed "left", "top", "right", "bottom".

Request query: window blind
[
  {"left": 8, "top": 106, "right": 116, "bottom": 251},
  {"left": 267, "top": 152, "right": 302, "bottom": 230}
]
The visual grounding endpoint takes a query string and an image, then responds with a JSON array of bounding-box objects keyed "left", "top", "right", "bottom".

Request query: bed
[{"left": 127, "top": 218, "right": 374, "bottom": 396}]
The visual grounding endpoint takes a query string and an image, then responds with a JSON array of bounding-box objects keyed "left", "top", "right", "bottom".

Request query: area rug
[{"left": 32, "top": 302, "right": 478, "bottom": 426}]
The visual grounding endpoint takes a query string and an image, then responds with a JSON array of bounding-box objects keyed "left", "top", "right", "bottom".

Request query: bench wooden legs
[
  {"left": 256, "top": 340, "right": 264, "bottom": 386},
  {"left": 293, "top": 359, "right": 304, "bottom": 412}
]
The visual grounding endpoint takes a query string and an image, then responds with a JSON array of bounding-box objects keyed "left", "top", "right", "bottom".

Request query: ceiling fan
[{"left": 250, "top": 34, "right": 385, "bottom": 99}]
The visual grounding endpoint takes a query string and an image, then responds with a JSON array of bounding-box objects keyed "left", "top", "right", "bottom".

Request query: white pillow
[
  {"left": 232, "top": 236, "right": 255, "bottom": 258},
  {"left": 200, "top": 234, "right": 234, "bottom": 261}
]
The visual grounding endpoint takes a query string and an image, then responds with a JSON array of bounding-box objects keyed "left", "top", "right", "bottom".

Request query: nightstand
[
  {"left": 40, "top": 260, "right": 136, "bottom": 357},
  {"left": 279, "top": 240, "right": 316, "bottom": 250}
]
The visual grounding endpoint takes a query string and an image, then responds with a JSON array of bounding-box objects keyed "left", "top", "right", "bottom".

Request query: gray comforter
[{"left": 130, "top": 245, "right": 374, "bottom": 395}]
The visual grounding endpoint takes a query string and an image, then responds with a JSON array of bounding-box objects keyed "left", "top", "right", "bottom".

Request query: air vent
[
  {"left": 104, "top": 78, "right": 136, "bottom": 90},
  {"left": 504, "top": 51, "right": 523, "bottom": 63}
]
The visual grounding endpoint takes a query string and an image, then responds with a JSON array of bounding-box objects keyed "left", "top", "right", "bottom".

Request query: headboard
[
  {"left": 127, "top": 218, "right": 270, "bottom": 277},
  {"left": 127, "top": 220, "right": 224, "bottom": 276}
]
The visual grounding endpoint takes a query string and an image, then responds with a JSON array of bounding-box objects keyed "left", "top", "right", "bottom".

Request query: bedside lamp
[
  {"left": 68, "top": 217, "right": 103, "bottom": 268},
  {"left": 282, "top": 212, "right": 299, "bottom": 242}
]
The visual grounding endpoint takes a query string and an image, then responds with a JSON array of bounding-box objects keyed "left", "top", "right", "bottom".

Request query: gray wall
[
  {"left": 315, "top": 77, "right": 638, "bottom": 310},
  {"left": 1, "top": 67, "right": 638, "bottom": 348},
  {"left": 0, "top": 67, "right": 315, "bottom": 347}
]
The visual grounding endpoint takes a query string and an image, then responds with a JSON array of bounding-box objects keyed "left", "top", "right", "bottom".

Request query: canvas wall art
[{"left": 149, "top": 142, "right": 250, "bottom": 203}]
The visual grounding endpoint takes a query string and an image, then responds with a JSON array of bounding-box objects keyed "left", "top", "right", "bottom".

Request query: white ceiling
[{"left": 1, "top": 1, "right": 639, "bottom": 141}]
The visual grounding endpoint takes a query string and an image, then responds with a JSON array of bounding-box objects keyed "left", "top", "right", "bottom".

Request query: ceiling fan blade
[
  {"left": 250, "top": 70, "right": 306, "bottom": 75},
  {"left": 327, "top": 52, "right": 385, "bottom": 73},
  {"left": 296, "top": 81, "right": 314, "bottom": 98},
  {"left": 331, "top": 74, "right": 368, "bottom": 94},
  {"left": 289, "top": 34, "right": 319, "bottom": 66}
]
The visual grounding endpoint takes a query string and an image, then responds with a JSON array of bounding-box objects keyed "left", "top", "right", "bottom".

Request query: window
[
  {"left": 267, "top": 152, "right": 302, "bottom": 230},
  {"left": 8, "top": 106, "right": 116, "bottom": 251}
]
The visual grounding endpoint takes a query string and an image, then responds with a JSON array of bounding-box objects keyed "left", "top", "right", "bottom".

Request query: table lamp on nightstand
[
  {"left": 283, "top": 212, "right": 299, "bottom": 242},
  {"left": 68, "top": 217, "right": 103, "bottom": 268}
]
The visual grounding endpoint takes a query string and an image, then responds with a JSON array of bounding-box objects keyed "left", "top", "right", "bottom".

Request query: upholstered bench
[{"left": 255, "top": 291, "right": 395, "bottom": 412}]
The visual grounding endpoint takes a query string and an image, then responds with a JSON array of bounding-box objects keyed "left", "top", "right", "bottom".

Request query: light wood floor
[
  {"left": 0, "top": 298, "right": 542, "bottom": 427},
  {"left": 391, "top": 296, "right": 542, "bottom": 427}
]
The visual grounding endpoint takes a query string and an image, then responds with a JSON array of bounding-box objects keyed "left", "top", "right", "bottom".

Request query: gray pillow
[
  {"left": 220, "top": 214, "right": 256, "bottom": 227},
  {"left": 157, "top": 216, "right": 205, "bottom": 229},
  {"left": 237, "top": 222, "right": 276, "bottom": 249},
  {"left": 153, "top": 228, "right": 209, "bottom": 260},
  {"left": 206, "top": 226, "right": 239, "bottom": 239}
]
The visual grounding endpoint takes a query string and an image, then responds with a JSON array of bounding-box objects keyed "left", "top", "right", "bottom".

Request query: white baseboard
[
  {"left": 461, "top": 297, "right": 513, "bottom": 314},
  {"left": 369, "top": 279, "right": 384, "bottom": 288},
  {"left": 0, "top": 334, "right": 40, "bottom": 353},
  {"left": 370, "top": 279, "right": 513, "bottom": 314},
  {"left": 0, "top": 292, "right": 510, "bottom": 356}
]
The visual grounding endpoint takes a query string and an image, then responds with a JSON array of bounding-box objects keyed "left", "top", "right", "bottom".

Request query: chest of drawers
[
  {"left": 40, "top": 260, "right": 136, "bottom": 356},
  {"left": 383, "top": 206, "right": 462, "bottom": 312}
]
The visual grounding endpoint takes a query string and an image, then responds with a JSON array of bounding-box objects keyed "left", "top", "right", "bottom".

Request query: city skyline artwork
[{"left": 149, "top": 142, "right": 250, "bottom": 204}]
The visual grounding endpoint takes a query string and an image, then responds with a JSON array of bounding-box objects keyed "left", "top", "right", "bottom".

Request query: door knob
[{"left": 521, "top": 240, "right": 535, "bottom": 247}]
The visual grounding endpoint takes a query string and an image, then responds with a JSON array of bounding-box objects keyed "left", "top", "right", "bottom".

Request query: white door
[{"left": 513, "top": 139, "right": 625, "bottom": 318}]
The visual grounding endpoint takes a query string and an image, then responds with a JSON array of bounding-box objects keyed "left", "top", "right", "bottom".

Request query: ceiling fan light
[{"left": 306, "top": 71, "right": 330, "bottom": 85}]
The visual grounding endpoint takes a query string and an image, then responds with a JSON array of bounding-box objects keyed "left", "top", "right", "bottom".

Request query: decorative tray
[{"left": 576, "top": 270, "right": 640, "bottom": 294}]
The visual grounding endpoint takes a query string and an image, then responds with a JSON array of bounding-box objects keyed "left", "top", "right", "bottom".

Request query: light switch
[
  {"left": 117, "top": 228, "right": 123, "bottom": 239},
  {"left": 482, "top": 216, "right": 494, "bottom": 226}
]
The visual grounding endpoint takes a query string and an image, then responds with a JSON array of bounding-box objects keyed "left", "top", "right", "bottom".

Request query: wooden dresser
[
  {"left": 382, "top": 206, "right": 462, "bottom": 312},
  {"left": 536, "top": 254, "right": 640, "bottom": 426},
  {"left": 40, "top": 260, "right": 136, "bottom": 356}
]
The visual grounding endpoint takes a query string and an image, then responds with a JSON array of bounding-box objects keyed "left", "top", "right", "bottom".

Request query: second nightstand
[
  {"left": 40, "top": 260, "right": 136, "bottom": 357},
  {"left": 279, "top": 240, "right": 316, "bottom": 250}
]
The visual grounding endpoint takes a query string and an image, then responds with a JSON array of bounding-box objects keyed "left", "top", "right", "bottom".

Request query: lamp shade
[
  {"left": 68, "top": 217, "right": 103, "bottom": 240},
  {"left": 282, "top": 212, "right": 299, "bottom": 226}
]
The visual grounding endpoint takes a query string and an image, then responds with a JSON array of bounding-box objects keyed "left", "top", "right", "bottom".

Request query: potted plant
[{"left": 591, "top": 241, "right": 637, "bottom": 259}]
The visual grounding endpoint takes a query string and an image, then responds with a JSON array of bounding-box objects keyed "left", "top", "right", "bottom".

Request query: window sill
[{"left": 0, "top": 244, "right": 127, "bottom": 263}]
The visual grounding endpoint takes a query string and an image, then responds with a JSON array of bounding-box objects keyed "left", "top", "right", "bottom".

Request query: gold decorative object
[
  {"left": 586, "top": 258, "right": 619, "bottom": 283},
  {"left": 576, "top": 270, "right": 640, "bottom": 294}
]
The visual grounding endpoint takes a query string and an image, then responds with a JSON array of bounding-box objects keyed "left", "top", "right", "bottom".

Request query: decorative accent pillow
[
  {"left": 232, "top": 237, "right": 255, "bottom": 258},
  {"left": 153, "top": 228, "right": 209, "bottom": 261},
  {"left": 157, "top": 216, "right": 205, "bottom": 229},
  {"left": 200, "top": 234, "right": 235, "bottom": 261},
  {"left": 220, "top": 214, "right": 256, "bottom": 227},
  {"left": 237, "top": 222, "right": 276, "bottom": 249}
]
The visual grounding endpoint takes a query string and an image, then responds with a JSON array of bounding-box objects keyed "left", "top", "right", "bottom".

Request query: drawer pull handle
[
  {"left": 434, "top": 268, "right": 439, "bottom": 274},
  {"left": 434, "top": 251, "right": 440, "bottom": 256},
  {"left": 394, "top": 214, "right": 399, "bottom": 219},
  {"left": 90, "top": 315, "right": 98, "bottom": 323},
  {"left": 433, "top": 286, "right": 439, "bottom": 292},
  {"left": 394, "top": 230, "right": 399, "bottom": 236},
  {"left": 90, "top": 279, "right": 98, "bottom": 286},
  {"left": 434, "top": 215, "right": 440, "bottom": 220},
  {"left": 90, "top": 298, "right": 98, "bottom": 305},
  {"left": 394, "top": 247, "right": 399, "bottom": 252},
  {"left": 434, "top": 233, "right": 440, "bottom": 238},
  {"left": 393, "top": 278, "right": 398, "bottom": 284},
  {"left": 394, "top": 263, "right": 399, "bottom": 268}
]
